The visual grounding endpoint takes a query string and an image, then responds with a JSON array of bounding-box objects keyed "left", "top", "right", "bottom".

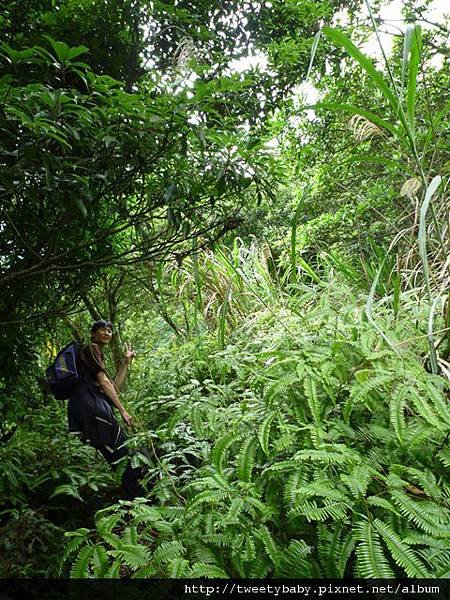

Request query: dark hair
[{"left": 90, "top": 319, "right": 114, "bottom": 334}]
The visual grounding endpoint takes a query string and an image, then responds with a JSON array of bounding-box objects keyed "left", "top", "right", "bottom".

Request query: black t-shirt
[{"left": 78, "top": 343, "right": 108, "bottom": 386}]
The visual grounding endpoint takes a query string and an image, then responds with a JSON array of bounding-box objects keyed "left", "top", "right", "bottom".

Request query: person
[{"left": 67, "top": 319, "right": 144, "bottom": 500}]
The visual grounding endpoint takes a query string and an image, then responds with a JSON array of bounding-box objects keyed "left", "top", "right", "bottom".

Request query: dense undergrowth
[
  {"left": 1, "top": 0, "right": 449, "bottom": 580},
  {"left": 57, "top": 249, "right": 450, "bottom": 578}
]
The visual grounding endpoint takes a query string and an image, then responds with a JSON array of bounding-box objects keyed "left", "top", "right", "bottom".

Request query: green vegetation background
[{"left": 0, "top": 0, "right": 449, "bottom": 578}]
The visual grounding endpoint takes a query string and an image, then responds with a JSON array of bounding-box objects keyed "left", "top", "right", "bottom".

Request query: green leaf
[
  {"left": 237, "top": 436, "right": 257, "bottom": 482},
  {"left": 374, "top": 518, "right": 429, "bottom": 577},
  {"left": 70, "top": 544, "right": 94, "bottom": 578},
  {"left": 67, "top": 45, "right": 89, "bottom": 61},
  {"left": 258, "top": 411, "right": 277, "bottom": 455},
  {"left": 323, "top": 27, "right": 398, "bottom": 114},
  {"left": 355, "top": 520, "right": 394, "bottom": 578},
  {"left": 50, "top": 484, "right": 83, "bottom": 502},
  {"left": 406, "top": 25, "right": 422, "bottom": 133}
]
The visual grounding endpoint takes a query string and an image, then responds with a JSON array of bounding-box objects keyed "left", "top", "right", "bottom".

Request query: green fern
[
  {"left": 211, "top": 430, "right": 243, "bottom": 473},
  {"left": 152, "top": 540, "right": 185, "bottom": 565},
  {"left": 391, "top": 491, "right": 450, "bottom": 538},
  {"left": 341, "top": 464, "right": 373, "bottom": 497},
  {"left": 290, "top": 499, "right": 349, "bottom": 522},
  {"left": 264, "top": 373, "right": 299, "bottom": 407},
  {"left": 389, "top": 383, "right": 408, "bottom": 443},
  {"left": 355, "top": 520, "right": 394, "bottom": 578},
  {"left": 406, "top": 385, "right": 448, "bottom": 430},
  {"left": 237, "top": 437, "right": 257, "bottom": 482},
  {"left": 191, "top": 562, "right": 229, "bottom": 577},
  {"left": 258, "top": 411, "right": 277, "bottom": 455},
  {"left": 110, "top": 543, "right": 151, "bottom": 568},
  {"left": 373, "top": 518, "right": 430, "bottom": 577},
  {"left": 304, "top": 377, "right": 321, "bottom": 423},
  {"left": 91, "top": 545, "right": 109, "bottom": 577},
  {"left": 275, "top": 539, "right": 314, "bottom": 577},
  {"left": 256, "top": 524, "right": 282, "bottom": 568},
  {"left": 167, "top": 557, "right": 191, "bottom": 577},
  {"left": 70, "top": 544, "right": 95, "bottom": 578}
]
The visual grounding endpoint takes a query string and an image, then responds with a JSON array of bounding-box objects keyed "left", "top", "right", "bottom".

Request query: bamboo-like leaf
[
  {"left": 306, "top": 30, "right": 322, "bottom": 81},
  {"left": 401, "top": 26, "right": 415, "bottom": 92},
  {"left": 406, "top": 25, "right": 422, "bottom": 133},
  {"left": 323, "top": 27, "right": 398, "bottom": 113}
]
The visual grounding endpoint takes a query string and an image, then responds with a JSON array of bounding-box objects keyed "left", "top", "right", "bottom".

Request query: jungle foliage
[{"left": 0, "top": 0, "right": 449, "bottom": 580}]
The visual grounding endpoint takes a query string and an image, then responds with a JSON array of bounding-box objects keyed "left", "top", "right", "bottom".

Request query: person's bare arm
[
  {"left": 97, "top": 371, "right": 133, "bottom": 427},
  {"left": 114, "top": 343, "right": 135, "bottom": 390}
]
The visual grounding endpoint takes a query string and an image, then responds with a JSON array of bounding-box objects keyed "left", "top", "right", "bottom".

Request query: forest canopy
[{"left": 1, "top": 0, "right": 449, "bottom": 581}]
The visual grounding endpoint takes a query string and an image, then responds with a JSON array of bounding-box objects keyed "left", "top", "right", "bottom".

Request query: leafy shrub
[{"left": 64, "top": 277, "right": 450, "bottom": 578}]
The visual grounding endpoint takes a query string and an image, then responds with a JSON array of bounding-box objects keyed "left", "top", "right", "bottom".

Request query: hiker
[{"left": 67, "top": 320, "right": 144, "bottom": 500}]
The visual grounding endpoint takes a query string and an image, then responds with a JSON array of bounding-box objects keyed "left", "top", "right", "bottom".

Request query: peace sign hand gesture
[{"left": 123, "top": 342, "right": 136, "bottom": 365}]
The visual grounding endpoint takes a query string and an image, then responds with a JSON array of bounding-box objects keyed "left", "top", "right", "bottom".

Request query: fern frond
[
  {"left": 166, "top": 557, "right": 191, "bottom": 577},
  {"left": 258, "top": 411, "right": 277, "bottom": 455},
  {"left": 152, "top": 540, "right": 185, "bottom": 566},
  {"left": 391, "top": 491, "right": 450, "bottom": 538},
  {"left": 416, "top": 378, "right": 450, "bottom": 426},
  {"left": 190, "top": 562, "right": 229, "bottom": 578},
  {"left": 337, "top": 531, "right": 356, "bottom": 577},
  {"left": 111, "top": 543, "right": 151, "bottom": 568},
  {"left": 60, "top": 532, "right": 89, "bottom": 572},
  {"left": 224, "top": 497, "right": 245, "bottom": 524},
  {"left": 295, "top": 481, "right": 347, "bottom": 502},
  {"left": 373, "top": 518, "right": 430, "bottom": 577},
  {"left": 256, "top": 525, "right": 282, "bottom": 568},
  {"left": 104, "top": 561, "right": 121, "bottom": 578},
  {"left": 289, "top": 499, "right": 349, "bottom": 522},
  {"left": 403, "top": 532, "right": 448, "bottom": 549},
  {"left": 275, "top": 539, "right": 314, "bottom": 577},
  {"left": 344, "top": 372, "right": 394, "bottom": 422},
  {"left": 97, "top": 514, "right": 122, "bottom": 548},
  {"left": 407, "top": 386, "right": 447, "bottom": 430},
  {"left": 70, "top": 543, "right": 94, "bottom": 578},
  {"left": 341, "top": 464, "right": 373, "bottom": 497},
  {"left": 304, "top": 377, "right": 321, "bottom": 423},
  {"left": 355, "top": 520, "right": 394, "bottom": 578},
  {"left": 122, "top": 526, "right": 138, "bottom": 546},
  {"left": 92, "top": 545, "right": 109, "bottom": 577},
  {"left": 389, "top": 383, "right": 408, "bottom": 443},
  {"left": 294, "top": 448, "right": 356, "bottom": 466},
  {"left": 211, "top": 430, "right": 243, "bottom": 473},
  {"left": 186, "top": 489, "right": 227, "bottom": 512},
  {"left": 131, "top": 563, "right": 157, "bottom": 578},
  {"left": 284, "top": 471, "right": 305, "bottom": 507},
  {"left": 237, "top": 436, "right": 258, "bottom": 482},
  {"left": 438, "top": 449, "right": 450, "bottom": 468},
  {"left": 366, "top": 496, "right": 401, "bottom": 516},
  {"left": 264, "top": 373, "right": 299, "bottom": 407},
  {"left": 191, "top": 543, "right": 218, "bottom": 565}
]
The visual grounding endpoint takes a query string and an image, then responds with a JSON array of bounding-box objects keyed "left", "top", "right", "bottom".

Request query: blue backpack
[{"left": 46, "top": 341, "right": 82, "bottom": 400}]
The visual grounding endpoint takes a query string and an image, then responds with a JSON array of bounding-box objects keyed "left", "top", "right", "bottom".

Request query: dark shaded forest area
[{"left": 1, "top": 0, "right": 449, "bottom": 579}]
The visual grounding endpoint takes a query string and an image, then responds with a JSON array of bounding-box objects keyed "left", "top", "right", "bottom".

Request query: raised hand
[{"left": 123, "top": 342, "right": 136, "bottom": 365}]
